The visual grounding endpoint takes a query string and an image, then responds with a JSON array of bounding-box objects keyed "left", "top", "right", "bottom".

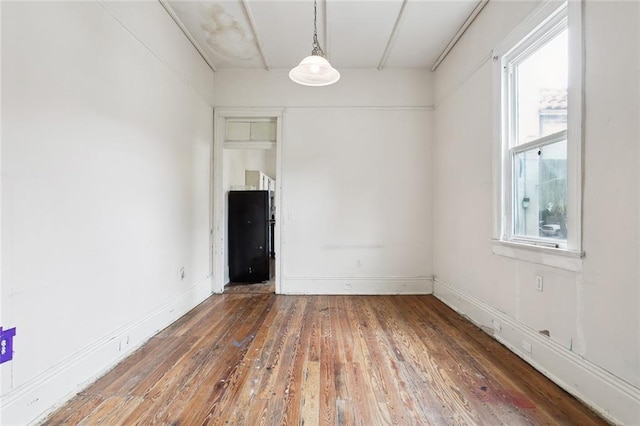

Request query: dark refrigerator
[{"left": 228, "top": 190, "right": 270, "bottom": 283}]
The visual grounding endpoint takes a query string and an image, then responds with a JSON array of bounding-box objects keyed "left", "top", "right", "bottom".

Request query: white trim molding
[
  {"left": 433, "top": 278, "right": 640, "bottom": 426},
  {"left": 223, "top": 141, "right": 275, "bottom": 150},
  {"left": 0, "top": 278, "right": 212, "bottom": 425},
  {"left": 491, "top": 239, "right": 584, "bottom": 272},
  {"left": 282, "top": 276, "right": 433, "bottom": 295}
]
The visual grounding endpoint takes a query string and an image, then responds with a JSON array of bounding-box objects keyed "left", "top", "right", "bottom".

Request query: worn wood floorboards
[
  {"left": 223, "top": 281, "right": 274, "bottom": 295},
  {"left": 44, "top": 295, "right": 606, "bottom": 425}
]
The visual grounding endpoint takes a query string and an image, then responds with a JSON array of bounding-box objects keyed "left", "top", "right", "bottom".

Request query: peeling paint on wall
[{"left": 200, "top": 5, "right": 258, "bottom": 61}]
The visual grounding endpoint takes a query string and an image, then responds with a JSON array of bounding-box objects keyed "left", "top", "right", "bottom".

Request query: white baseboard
[
  {"left": 282, "top": 276, "right": 433, "bottom": 295},
  {"left": 0, "top": 278, "right": 212, "bottom": 426},
  {"left": 433, "top": 278, "right": 640, "bottom": 426}
]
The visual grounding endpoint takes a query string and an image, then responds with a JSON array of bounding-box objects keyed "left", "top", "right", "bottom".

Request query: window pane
[
  {"left": 513, "top": 139, "right": 567, "bottom": 240},
  {"left": 515, "top": 28, "right": 568, "bottom": 145}
]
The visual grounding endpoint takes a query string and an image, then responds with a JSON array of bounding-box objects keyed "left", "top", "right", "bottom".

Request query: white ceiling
[{"left": 163, "top": 0, "right": 483, "bottom": 71}]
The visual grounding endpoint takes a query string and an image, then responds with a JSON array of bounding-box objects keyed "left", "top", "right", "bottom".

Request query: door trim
[{"left": 212, "top": 108, "right": 284, "bottom": 294}]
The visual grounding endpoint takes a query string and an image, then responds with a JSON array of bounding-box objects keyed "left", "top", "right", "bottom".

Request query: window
[
  {"left": 509, "top": 21, "right": 568, "bottom": 245},
  {"left": 224, "top": 118, "right": 277, "bottom": 149},
  {"left": 494, "top": 1, "right": 583, "bottom": 261}
]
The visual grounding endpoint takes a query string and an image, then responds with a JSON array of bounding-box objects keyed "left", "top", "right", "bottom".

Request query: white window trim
[{"left": 492, "top": 0, "right": 584, "bottom": 268}]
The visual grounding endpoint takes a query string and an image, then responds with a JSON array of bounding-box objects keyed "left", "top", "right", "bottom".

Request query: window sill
[{"left": 491, "top": 239, "right": 584, "bottom": 272}]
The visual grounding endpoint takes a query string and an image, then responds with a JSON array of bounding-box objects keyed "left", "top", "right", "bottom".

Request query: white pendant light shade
[
  {"left": 290, "top": 0, "right": 339, "bottom": 87},
  {"left": 289, "top": 54, "right": 340, "bottom": 86}
]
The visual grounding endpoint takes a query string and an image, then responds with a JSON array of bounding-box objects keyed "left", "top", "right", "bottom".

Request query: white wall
[
  {"left": 432, "top": 1, "right": 640, "bottom": 424},
  {"left": 0, "top": 2, "right": 214, "bottom": 424},
  {"left": 213, "top": 68, "right": 432, "bottom": 108},
  {"left": 214, "top": 69, "right": 433, "bottom": 294},
  {"left": 281, "top": 108, "right": 432, "bottom": 293}
]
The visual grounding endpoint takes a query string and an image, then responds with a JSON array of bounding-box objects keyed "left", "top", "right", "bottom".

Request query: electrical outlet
[
  {"left": 536, "top": 275, "right": 543, "bottom": 291},
  {"left": 522, "top": 340, "right": 532, "bottom": 354},
  {"left": 180, "top": 267, "right": 185, "bottom": 280}
]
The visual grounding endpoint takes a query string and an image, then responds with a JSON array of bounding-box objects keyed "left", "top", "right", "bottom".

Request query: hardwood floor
[
  {"left": 44, "top": 295, "right": 606, "bottom": 425},
  {"left": 224, "top": 280, "right": 274, "bottom": 294}
]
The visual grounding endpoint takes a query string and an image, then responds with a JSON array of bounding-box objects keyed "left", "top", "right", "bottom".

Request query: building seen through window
[{"left": 511, "top": 27, "right": 568, "bottom": 241}]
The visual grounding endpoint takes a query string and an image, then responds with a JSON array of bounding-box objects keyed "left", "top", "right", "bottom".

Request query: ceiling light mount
[{"left": 289, "top": 0, "right": 340, "bottom": 87}]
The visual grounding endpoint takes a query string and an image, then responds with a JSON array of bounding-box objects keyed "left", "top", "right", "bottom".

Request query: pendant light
[{"left": 289, "top": 0, "right": 340, "bottom": 86}]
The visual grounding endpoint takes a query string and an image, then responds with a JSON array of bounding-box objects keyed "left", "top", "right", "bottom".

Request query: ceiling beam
[
  {"left": 241, "top": 0, "right": 271, "bottom": 71},
  {"left": 377, "top": 0, "right": 409, "bottom": 71},
  {"left": 323, "top": 0, "right": 331, "bottom": 58},
  {"left": 430, "top": 0, "right": 489, "bottom": 72},
  {"left": 158, "top": 0, "right": 216, "bottom": 72}
]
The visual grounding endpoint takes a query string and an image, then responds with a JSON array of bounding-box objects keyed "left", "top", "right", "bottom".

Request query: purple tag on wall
[{"left": 0, "top": 327, "right": 17, "bottom": 364}]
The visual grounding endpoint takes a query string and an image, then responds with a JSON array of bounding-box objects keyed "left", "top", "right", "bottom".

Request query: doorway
[{"left": 211, "top": 109, "right": 283, "bottom": 295}]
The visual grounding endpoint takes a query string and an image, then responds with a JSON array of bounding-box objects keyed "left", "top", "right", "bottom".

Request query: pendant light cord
[{"left": 311, "top": 0, "right": 325, "bottom": 57}]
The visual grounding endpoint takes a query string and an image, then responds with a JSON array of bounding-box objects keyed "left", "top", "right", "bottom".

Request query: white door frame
[{"left": 211, "top": 108, "right": 284, "bottom": 294}]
